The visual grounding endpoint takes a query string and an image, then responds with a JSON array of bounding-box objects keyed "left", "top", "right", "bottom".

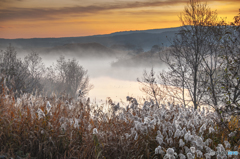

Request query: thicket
[
  {"left": 0, "top": 87, "right": 239, "bottom": 158},
  {"left": 0, "top": 45, "right": 92, "bottom": 98}
]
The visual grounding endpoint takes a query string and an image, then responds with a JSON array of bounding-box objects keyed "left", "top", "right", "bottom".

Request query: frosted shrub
[
  {"left": 174, "top": 129, "right": 181, "bottom": 138},
  {"left": 36, "top": 108, "right": 45, "bottom": 120},
  {"left": 74, "top": 118, "right": 79, "bottom": 129},
  {"left": 216, "top": 154, "right": 227, "bottom": 159},
  {"left": 224, "top": 140, "right": 231, "bottom": 149},
  {"left": 144, "top": 117, "right": 150, "bottom": 124},
  {"left": 196, "top": 150, "right": 203, "bottom": 158},
  {"left": 184, "top": 131, "right": 191, "bottom": 142},
  {"left": 204, "top": 153, "right": 211, "bottom": 159},
  {"left": 195, "top": 136, "right": 204, "bottom": 149},
  {"left": 68, "top": 103, "right": 74, "bottom": 110},
  {"left": 178, "top": 153, "right": 186, "bottom": 159},
  {"left": 216, "top": 144, "right": 225, "bottom": 153},
  {"left": 184, "top": 146, "right": 190, "bottom": 154},
  {"left": 1, "top": 88, "right": 238, "bottom": 159},
  {"left": 155, "top": 145, "right": 162, "bottom": 154},
  {"left": 204, "top": 138, "right": 212, "bottom": 145},
  {"left": 179, "top": 139, "right": 185, "bottom": 147},
  {"left": 199, "top": 123, "right": 207, "bottom": 133},
  {"left": 186, "top": 152, "right": 194, "bottom": 159},
  {"left": 156, "top": 136, "right": 163, "bottom": 145},
  {"left": 167, "top": 138, "right": 173, "bottom": 145},
  {"left": 209, "top": 126, "right": 215, "bottom": 133},
  {"left": 163, "top": 148, "right": 176, "bottom": 159},
  {"left": 190, "top": 147, "right": 195, "bottom": 153},
  {"left": 228, "top": 131, "right": 236, "bottom": 137}
]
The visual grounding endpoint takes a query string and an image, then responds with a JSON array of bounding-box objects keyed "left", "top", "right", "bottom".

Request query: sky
[{"left": 0, "top": 0, "right": 239, "bottom": 39}]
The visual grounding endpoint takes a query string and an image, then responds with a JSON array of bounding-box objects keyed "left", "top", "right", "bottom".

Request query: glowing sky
[{"left": 0, "top": 0, "right": 239, "bottom": 39}]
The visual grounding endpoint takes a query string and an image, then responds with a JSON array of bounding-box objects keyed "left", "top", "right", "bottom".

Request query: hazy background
[
  {"left": 0, "top": 27, "right": 176, "bottom": 102},
  {"left": 27, "top": 51, "right": 165, "bottom": 103}
]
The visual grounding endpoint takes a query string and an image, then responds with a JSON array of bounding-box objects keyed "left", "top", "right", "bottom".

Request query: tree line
[{"left": 0, "top": 45, "right": 93, "bottom": 98}]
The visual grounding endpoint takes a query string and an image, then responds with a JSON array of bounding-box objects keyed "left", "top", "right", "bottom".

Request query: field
[{"left": 0, "top": 84, "right": 239, "bottom": 159}]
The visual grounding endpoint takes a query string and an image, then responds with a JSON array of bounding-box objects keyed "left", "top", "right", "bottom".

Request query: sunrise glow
[{"left": 0, "top": 0, "right": 239, "bottom": 39}]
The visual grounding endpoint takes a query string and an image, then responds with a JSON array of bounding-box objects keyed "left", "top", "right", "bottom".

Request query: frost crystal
[
  {"left": 199, "top": 123, "right": 207, "bottom": 133},
  {"left": 46, "top": 101, "right": 52, "bottom": 113},
  {"left": 134, "top": 121, "right": 142, "bottom": 131},
  {"left": 179, "top": 153, "right": 186, "bottom": 159},
  {"left": 74, "top": 118, "right": 79, "bottom": 129},
  {"left": 187, "top": 153, "right": 194, "bottom": 159},
  {"left": 93, "top": 128, "right": 98, "bottom": 134},
  {"left": 134, "top": 133, "right": 138, "bottom": 140},
  {"left": 204, "top": 153, "right": 211, "bottom": 159},
  {"left": 156, "top": 136, "right": 163, "bottom": 145},
  {"left": 184, "top": 146, "right": 190, "bottom": 153},
  {"left": 36, "top": 108, "right": 45, "bottom": 120},
  {"left": 209, "top": 127, "right": 215, "bottom": 134},
  {"left": 179, "top": 139, "right": 185, "bottom": 147},
  {"left": 216, "top": 144, "right": 225, "bottom": 152},
  {"left": 228, "top": 131, "right": 236, "bottom": 137},
  {"left": 196, "top": 150, "right": 203, "bottom": 158},
  {"left": 223, "top": 140, "right": 231, "bottom": 149},
  {"left": 195, "top": 136, "right": 204, "bottom": 149},
  {"left": 184, "top": 131, "right": 191, "bottom": 142},
  {"left": 167, "top": 138, "right": 173, "bottom": 145},
  {"left": 167, "top": 148, "right": 174, "bottom": 155},
  {"left": 164, "top": 148, "right": 175, "bottom": 159},
  {"left": 205, "top": 138, "right": 212, "bottom": 145},
  {"left": 168, "top": 130, "right": 173, "bottom": 137},
  {"left": 190, "top": 147, "right": 195, "bottom": 153},
  {"left": 174, "top": 129, "right": 181, "bottom": 138},
  {"left": 144, "top": 117, "right": 150, "bottom": 124},
  {"left": 125, "top": 133, "right": 130, "bottom": 139},
  {"left": 216, "top": 154, "right": 227, "bottom": 159},
  {"left": 155, "top": 146, "right": 162, "bottom": 154},
  {"left": 61, "top": 122, "right": 67, "bottom": 131}
]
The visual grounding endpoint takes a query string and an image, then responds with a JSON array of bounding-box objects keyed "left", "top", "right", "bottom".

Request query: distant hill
[
  {"left": 0, "top": 26, "right": 181, "bottom": 52},
  {"left": 45, "top": 42, "right": 117, "bottom": 58}
]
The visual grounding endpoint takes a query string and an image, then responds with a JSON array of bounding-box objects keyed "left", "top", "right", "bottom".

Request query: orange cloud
[{"left": 0, "top": 0, "right": 239, "bottom": 39}]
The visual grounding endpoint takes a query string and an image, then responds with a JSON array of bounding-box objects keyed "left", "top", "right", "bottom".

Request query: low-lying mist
[
  {"left": 1, "top": 43, "right": 167, "bottom": 103},
  {"left": 32, "top": 52, "right": 166, "bottom": 102}
]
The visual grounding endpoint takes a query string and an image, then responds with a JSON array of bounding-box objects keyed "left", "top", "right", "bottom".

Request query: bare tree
[
  {"left": 24, "top": 51, "right": 45, "bottom": 79},
  {"left": 45, "top": 56, "right": 93, "bottom": 97},
  {"left": 160, "top": 0, "right": 219, "bottom": 109},
  {"left": 137, "top": 68, "right": 166, "bottom": 106},
  {"left": 0, "top": 44, "right": 43, "bottom": 95},
  {"left": 218, "top": 10, "right": 240, "bottom": 115}
]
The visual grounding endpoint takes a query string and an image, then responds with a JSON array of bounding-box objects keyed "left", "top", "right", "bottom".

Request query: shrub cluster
[{"left": 0, "top": 84, "right": 239, "bottom": 159}]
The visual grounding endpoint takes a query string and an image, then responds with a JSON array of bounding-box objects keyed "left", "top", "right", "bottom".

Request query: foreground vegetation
[{"left": 0, "top": 82, "right": 239, "bottom": 158}]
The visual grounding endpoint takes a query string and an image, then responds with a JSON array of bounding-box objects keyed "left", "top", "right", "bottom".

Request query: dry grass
[{"left": 0, "top": 84, "right": 239, "bottom": 159}]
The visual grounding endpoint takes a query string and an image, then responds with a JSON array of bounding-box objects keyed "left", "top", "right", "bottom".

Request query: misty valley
[
  {"left": 1, "top": 27, "right": 172, "bottom": 102},
  {"left": 0, "top": 1, "right": 240, "bottom": 158}
]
